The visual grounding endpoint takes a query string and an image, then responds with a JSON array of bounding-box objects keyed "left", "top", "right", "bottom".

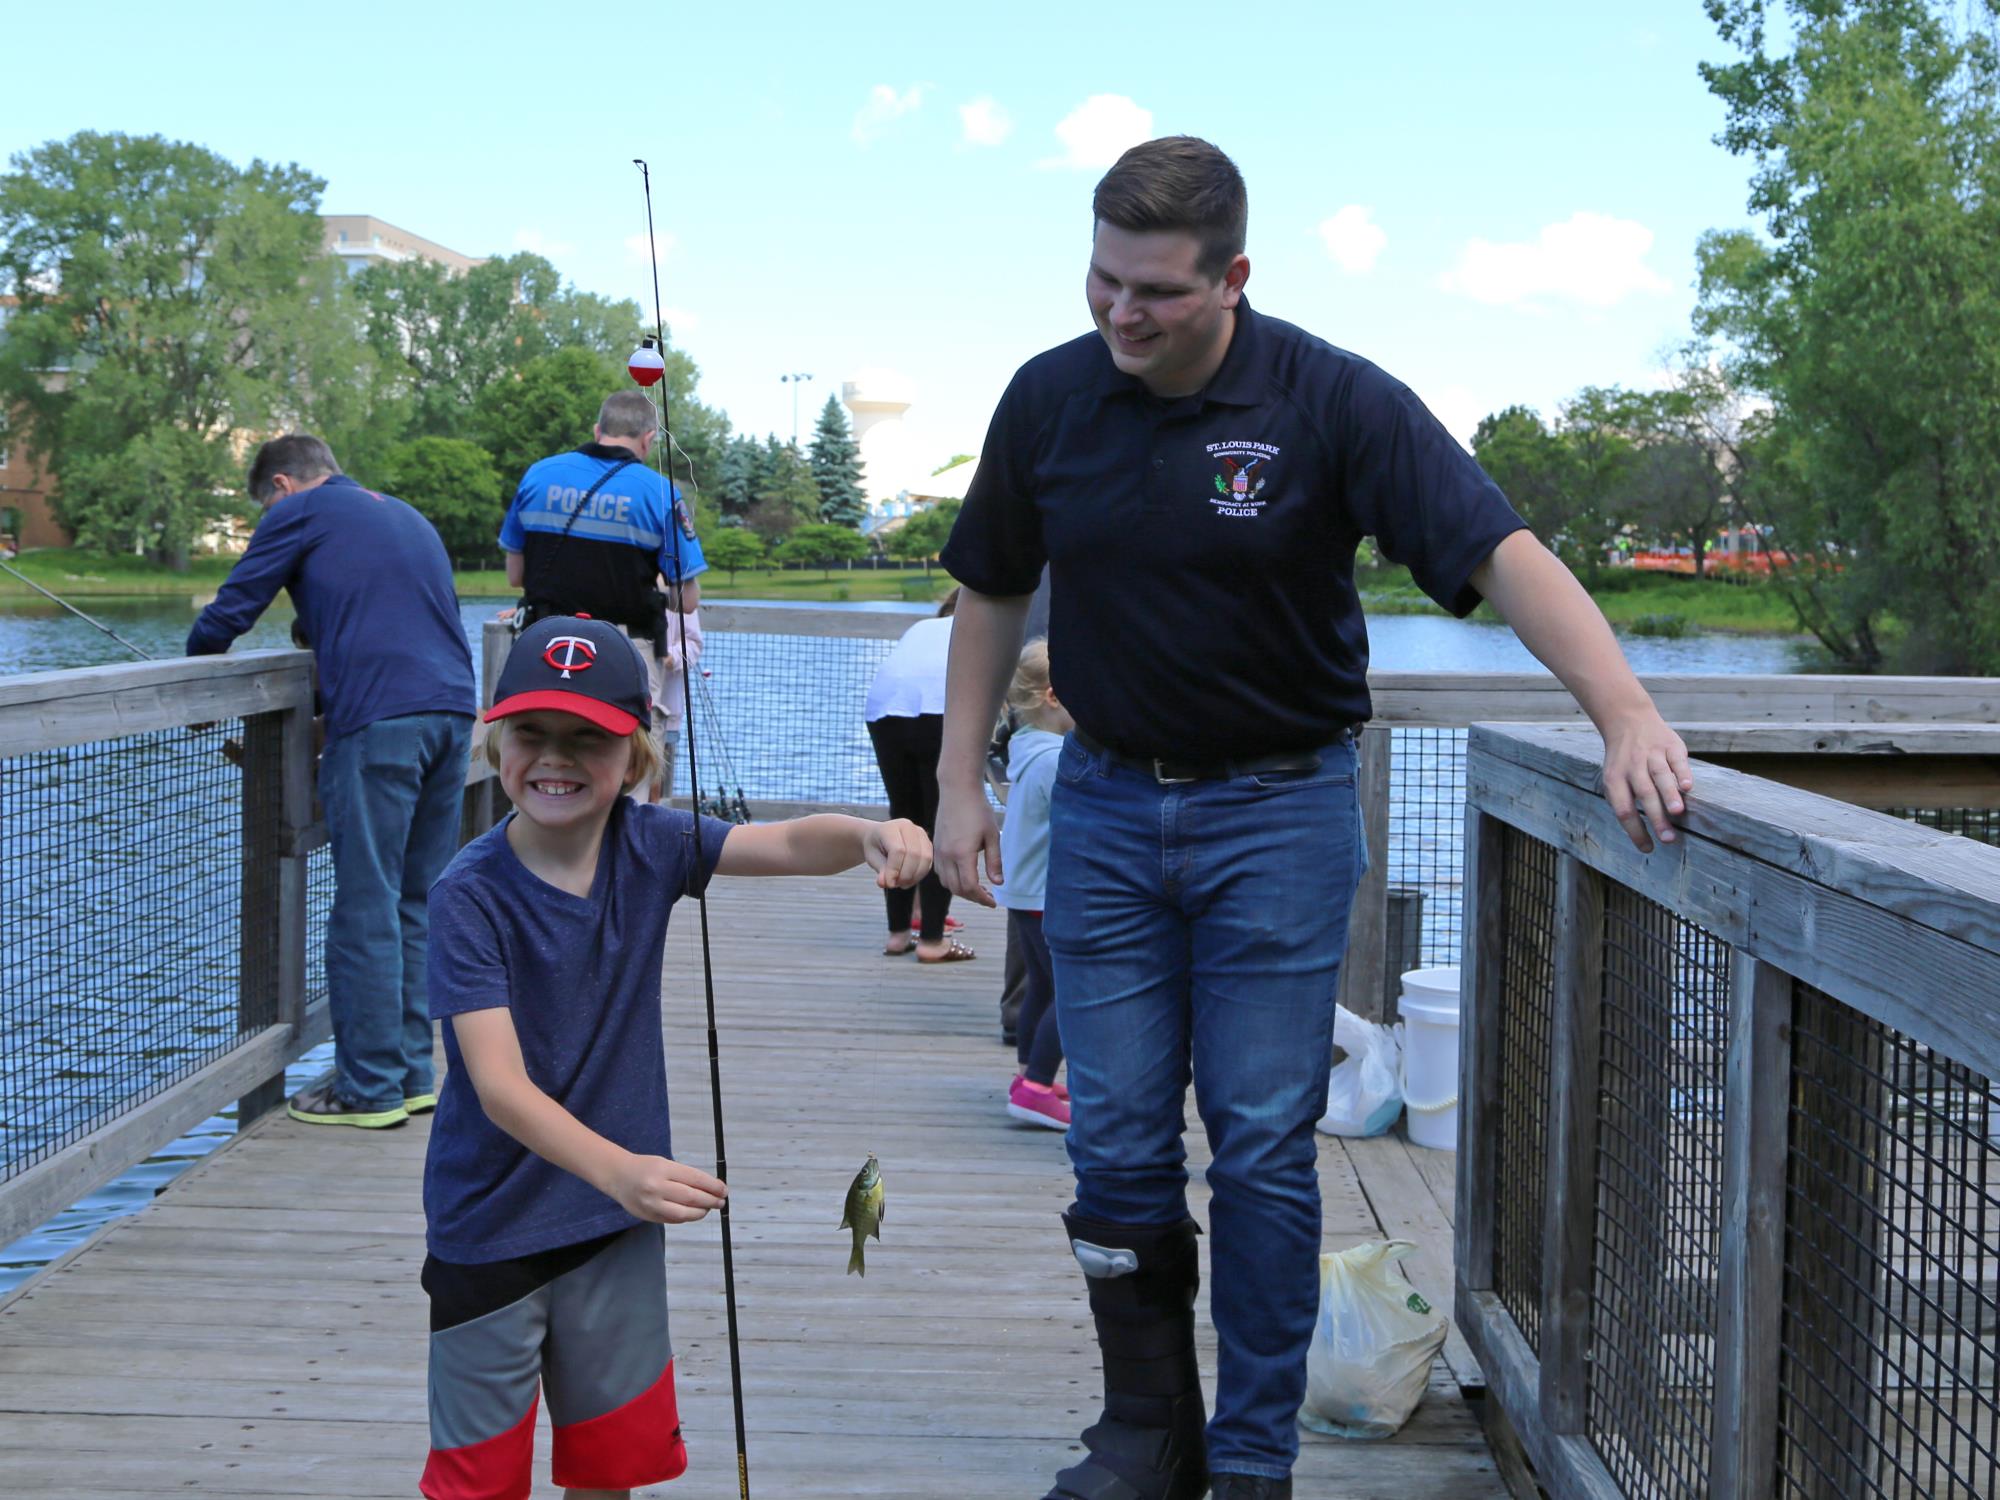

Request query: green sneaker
[
  {"left": 403, "top": 1091, "right": 438, "bottom": 1115},
  {"left": 287, "top": 1079, "right": 408, "bottom": 1130}
]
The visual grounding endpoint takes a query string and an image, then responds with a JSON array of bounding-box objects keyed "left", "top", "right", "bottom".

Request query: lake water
[{"left": 0, "top": 591, "right": 1815, "bottom": 1292}]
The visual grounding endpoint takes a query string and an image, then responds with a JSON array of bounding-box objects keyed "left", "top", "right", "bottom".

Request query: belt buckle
[{"left": 1151, "top": 758, "right": 1198, "bottom": 786}]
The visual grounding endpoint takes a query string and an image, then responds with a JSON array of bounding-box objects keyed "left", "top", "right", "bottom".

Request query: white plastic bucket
[{"left": 1398, "top": 966, "right": 1462, "bottom": 1152}]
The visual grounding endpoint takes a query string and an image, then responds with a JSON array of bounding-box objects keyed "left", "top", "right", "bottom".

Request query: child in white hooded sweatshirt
[{"left": 999, "top": 640, "right": 1073, "bottom": 1128}]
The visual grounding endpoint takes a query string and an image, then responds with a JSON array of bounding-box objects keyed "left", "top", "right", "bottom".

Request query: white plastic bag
[
  {"left": 1299, "top": 1240, "right": 1450, "bottom": 1440},
  {"left": 1315, "top": 1006, "right": 1403, "bottom": 1137}
]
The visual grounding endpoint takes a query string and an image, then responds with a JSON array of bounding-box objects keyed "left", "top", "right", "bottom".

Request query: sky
[{"left": 1, "top": 1, "right": 1766, "bottom": 471}]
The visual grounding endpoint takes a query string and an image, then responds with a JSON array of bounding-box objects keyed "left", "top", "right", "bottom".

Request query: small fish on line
[{"left": 841, "top": 1152, "right": 884, "bottom": 1276}]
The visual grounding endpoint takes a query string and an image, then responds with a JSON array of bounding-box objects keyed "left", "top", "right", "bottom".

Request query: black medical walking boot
[
  {"left": 1042, "top": 1213, "right": 1209, "bottom": 1500},
  {"left": 1209, "top": 1477, "right": 1291, "bottom": 1500}
]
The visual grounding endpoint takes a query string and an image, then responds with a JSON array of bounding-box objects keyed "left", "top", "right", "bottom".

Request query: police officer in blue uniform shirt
[
  {"left": 933, "top": 137, "right": 1696, "bottom": 1500},
  {"left": 500, "top": 390, "right": 707, "bottom": 798}
]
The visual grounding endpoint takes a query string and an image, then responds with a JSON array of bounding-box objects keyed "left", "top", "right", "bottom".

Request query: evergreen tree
[
  {"left": 808, "top": 393, "right": 868, "bottom": 527},
  {"left": 747, "top": 436, "right": 821, "bottom": 541},
  {"left": 713, "top": 434, "right": 759, "bottom": 524}
]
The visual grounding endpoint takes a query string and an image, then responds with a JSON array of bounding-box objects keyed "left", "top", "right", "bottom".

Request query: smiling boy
[{"left": 420, "top": 615, "right": 928, "bottom": 1500}]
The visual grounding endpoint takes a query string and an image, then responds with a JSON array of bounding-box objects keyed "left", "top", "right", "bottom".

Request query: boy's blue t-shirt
[{"left": 423, "top": 798, "right": 732, "bottom": 1263}]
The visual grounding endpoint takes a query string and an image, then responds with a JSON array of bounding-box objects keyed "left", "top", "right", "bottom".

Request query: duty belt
[{"left": 1072, "top": 726, "right": 1356, "bottom": 786}]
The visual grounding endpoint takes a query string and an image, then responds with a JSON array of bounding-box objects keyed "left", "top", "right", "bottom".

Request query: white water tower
[{"left": 842, "top": 370, "right": 918, "bottom": 508}]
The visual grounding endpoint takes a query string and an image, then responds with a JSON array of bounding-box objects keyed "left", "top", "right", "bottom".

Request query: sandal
[
  {"left": 883, "top": 936, "right": 914, "bottom": 957},
  {"left": 917, "top": 940, "right": 977, "bottom": 963}
]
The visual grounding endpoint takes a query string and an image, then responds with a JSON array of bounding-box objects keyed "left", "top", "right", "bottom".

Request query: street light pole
[{"left": 779, "top": 372, "right": 813, "bottom": 447}]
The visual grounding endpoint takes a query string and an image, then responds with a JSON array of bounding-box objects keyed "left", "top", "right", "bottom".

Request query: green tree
[
  {"left": 377, "top": 436, "right": 506, "bottom": 566},
  {"left": 0, "top": 131, "right": 359, "bottom": 564},
  {"left": 884, "top": 501, "right": 960, "bottom": 575},
  {"left": 1696, "top": 0, "right": 2000, "bottom": 670},
  {"left": 711, "top": 433, "right": 760, "bottom": 525},
  {"left": 1553, "top": 386, "right": 1644, "bottom": 578},
  {"left": 775, "top": 521, "right": 869, "bottom": 578},
  {"left": 351, "top": 254, "right": 547, "bottom": 443},
  {"left": 473, "top": 346, "right": 626, "bottom": 489},
  {"left": 706, "top": 526, "right": 766, "bottom": 582},
  {"left": 1472, "top": 406, "right": 1572, "bottom": 558},
  {"left": 747, "top": 436, "right": 820, "bottom": 541},
  {"left": 351, "top": 254, "right": 729, "bottom": 481},
  {"left": 1622, "top": 363, "right": 1747, "bottom": 574},
  {"left": 807, "top": 394, "right": 868, "bottom": 527}
]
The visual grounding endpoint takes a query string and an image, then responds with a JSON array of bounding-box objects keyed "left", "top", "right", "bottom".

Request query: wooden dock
[{"left": 0, "top": 870, "right": 1502, "bottom": 1499}]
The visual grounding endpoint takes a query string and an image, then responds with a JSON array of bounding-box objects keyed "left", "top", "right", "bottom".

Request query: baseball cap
[{"left": 486, "top": 615, "right": 651, "bottom": 736}]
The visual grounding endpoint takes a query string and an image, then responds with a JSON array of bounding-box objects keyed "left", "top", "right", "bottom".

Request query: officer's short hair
[
  {"left": 1092, "top": 136, "right": 1248, "bottom": 281},
  {"left": 597, "top": 392, "right": 660, "bottom": 441},
  {"left": 247, "top": 434, "right": 339, "bottom": 503}
]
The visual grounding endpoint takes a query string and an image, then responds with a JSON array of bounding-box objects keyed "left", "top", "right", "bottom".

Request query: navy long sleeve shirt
[{"left": 187, "top": 475, "right": 476, "bottom": 741}]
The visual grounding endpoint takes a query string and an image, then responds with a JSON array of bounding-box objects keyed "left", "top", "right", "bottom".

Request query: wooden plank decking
[{"left": 0, "top": 870, "right": 1502, "bottom": 1498}]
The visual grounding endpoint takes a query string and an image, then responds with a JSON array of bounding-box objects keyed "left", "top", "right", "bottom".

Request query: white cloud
[
  {"left": 1317, "top": 205, "right": 1386, "bottom": 274},
  {"left": 1439, "top": 212, "right": 1671, "bottom": 309},
  {"left": 853, "top": 83, "right": 929, "bottom": 145},
  {"left": 624, "top": 230, "right": 679, "bottom": 268},
  {"left": 512, "top": 228, "right": 576, "bottom": 260},
  {"left": 960, "top": 96, "right": 1013, "bottom": 148},
  {"left": 1044, "top": 94, "right": 1154, "bottom": 170}
]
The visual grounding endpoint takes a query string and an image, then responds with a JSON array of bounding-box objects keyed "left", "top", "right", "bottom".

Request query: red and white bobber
[{"left": 628, "top": 336, "right": 666, "bottom": 388}]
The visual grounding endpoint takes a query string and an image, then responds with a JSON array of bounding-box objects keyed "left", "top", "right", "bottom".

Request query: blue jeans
[
  {"left": 1043, "top": 733, "right": 1363, "bottom": 1479},
  {"left": 318, "top": 712, "right": 474, "bottom": 1111}
]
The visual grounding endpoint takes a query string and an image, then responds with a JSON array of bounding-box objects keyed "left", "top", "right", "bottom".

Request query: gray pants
[{"left": 1000, "top": 922, "right": 1027, "bottom": 1039}]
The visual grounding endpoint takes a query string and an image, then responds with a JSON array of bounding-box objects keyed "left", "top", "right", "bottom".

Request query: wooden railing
[
  {"left": 1455, "top": 722, "right": 2000, "bottom": 1499},
  {"left": 5, "top": 614, "right": 1996, "bottom": 1295},
  {"left": 0, "top": 650, "right": 319, "bottom": 1250}
]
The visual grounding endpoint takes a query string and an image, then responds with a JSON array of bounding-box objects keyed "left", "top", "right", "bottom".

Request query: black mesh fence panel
[
  {"left": 1494, "top": 827, "right": 1559, "bottom": 1353},
  {"left": 305, "top": 840, "right": 335, "bottom": 1019},
  {"left": 1886, "top": 807, "right": 2000, "bottom": 848},
  {"left": 671, "top": 627, "right": 900, "bottom": 807},
  {"left": 1, "top": 724, "right": 251, "bottom": 1185},
  {"left": 1778, "top": 984, "right": 2000, "bottom": 1500},
  {"left": 1586, "top": 886, "right": 1730, "bottom": 1500},
  {"left": 1388, "top": 727, "right": 1467, "bottom": 972}
]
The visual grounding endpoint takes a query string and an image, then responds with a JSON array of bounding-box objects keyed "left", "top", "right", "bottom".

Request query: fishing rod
[
  {"left": 0, "top": 555, "right": 154, "bottom": 662},
  {"left": 632, "top": 156, "right": 753, "bottom": 1500}
]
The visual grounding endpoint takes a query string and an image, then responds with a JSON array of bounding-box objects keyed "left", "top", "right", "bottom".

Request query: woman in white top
[{"left": 865, "top": 589, "right": 974, "bottom": 961}]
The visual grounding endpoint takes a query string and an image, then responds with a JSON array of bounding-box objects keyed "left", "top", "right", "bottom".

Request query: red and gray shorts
[{"left": 420, "top": 1222, "right": 687, "bottom": 1499}]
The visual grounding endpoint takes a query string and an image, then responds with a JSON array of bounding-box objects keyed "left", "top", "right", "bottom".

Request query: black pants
[
  {"left": 866, "top": 713, "right": 953, "bottom": 942},
  {"left": 1010, "top": 909, "right": 1062, "bottom": 1084}
]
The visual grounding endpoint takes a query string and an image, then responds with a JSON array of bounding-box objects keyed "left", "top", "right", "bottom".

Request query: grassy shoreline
[{"left": 2, "top": 549, "right": 1807, "bottom": 634}]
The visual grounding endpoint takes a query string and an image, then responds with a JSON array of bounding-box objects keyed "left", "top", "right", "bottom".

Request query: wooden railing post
[
  {"left": 1338, "top": 725, "right": 1394, "bottom": 1020},
  {"left": 1540, "top": 853, "right": 1606, "bottom": 1434},
  {"left": 1711, "top": 952, "right": 1794, "bottom": 1499},
  {"left": 236, "top": 695, "right": 314, "bottom": 1126},
  {"left": 1456, "top": 808, "right": 1507, "bottom": 1293}
]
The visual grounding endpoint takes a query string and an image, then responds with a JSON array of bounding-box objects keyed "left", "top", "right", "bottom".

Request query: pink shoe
[
  {"left": 1007, "top": 1076, "right": 1071, "bottom": 1130},
  {"left": 1017, "top": 1069, "right": 1070, "bottom": 1103}
]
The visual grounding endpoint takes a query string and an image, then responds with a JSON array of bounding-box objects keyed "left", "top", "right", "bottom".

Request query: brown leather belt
[{"left": 1072, "top": 727, "right": 1355, "bottom": 786}]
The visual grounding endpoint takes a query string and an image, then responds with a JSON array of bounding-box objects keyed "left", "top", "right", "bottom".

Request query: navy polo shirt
[
  {"left": 941, "top": 299, "right": 1528, "bottom": 760},
  {"left": 187, "top": 474, "right": 476, "bottom": 741}
]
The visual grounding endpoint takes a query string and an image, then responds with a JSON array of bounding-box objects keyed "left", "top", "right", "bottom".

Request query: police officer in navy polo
[
  {"left": 500, "top": 390, "right": 706, "bottom": 799},
  {"left": 934, "top": 137, "right": 1695, "bottom": 1500}
]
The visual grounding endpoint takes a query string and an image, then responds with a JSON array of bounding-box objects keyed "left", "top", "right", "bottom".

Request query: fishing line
[
  {"left": 633, "top": 156, "right": 753, "bottom": 1500},
  {"left": 0, "top": 556, "right": 156, "bottom": 662}
]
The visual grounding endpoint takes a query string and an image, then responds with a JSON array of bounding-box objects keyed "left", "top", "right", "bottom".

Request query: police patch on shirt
[
  {"left": 1204, "top": 441, "right": 1281, "bottom": 518},
  {"left": 673, "top": 497, "right": 697, "bottom": 541}
]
